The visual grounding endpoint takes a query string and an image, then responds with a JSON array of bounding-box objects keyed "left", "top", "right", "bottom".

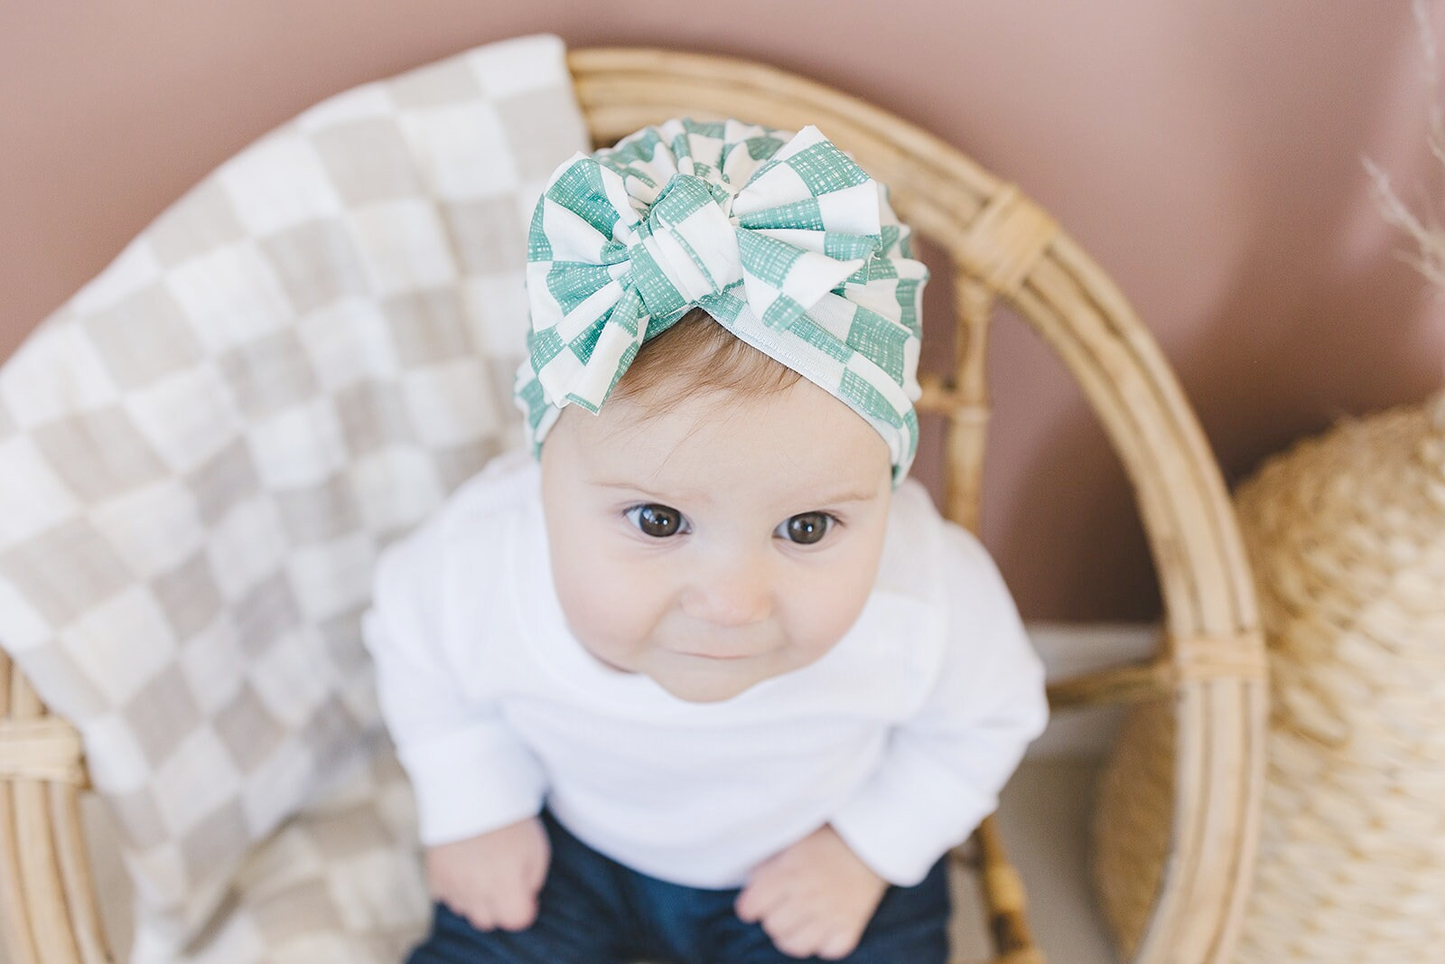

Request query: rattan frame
[{"left": 0, "top": 47, "right": 1266, "bottom": 964}]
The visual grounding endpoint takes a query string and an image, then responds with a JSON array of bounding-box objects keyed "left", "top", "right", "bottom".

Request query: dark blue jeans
[{"left": 407, "top": 811, "right": 950, "bottom": 964}]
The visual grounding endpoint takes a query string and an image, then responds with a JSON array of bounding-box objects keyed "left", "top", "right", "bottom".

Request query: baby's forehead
[{"left": 555, "top": 379, "right": 892, "bottom": 501}]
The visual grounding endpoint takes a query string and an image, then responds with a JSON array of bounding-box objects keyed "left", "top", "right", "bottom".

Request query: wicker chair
[{"left": 0, "top": 47, "right": 1266, "bottom": 964}]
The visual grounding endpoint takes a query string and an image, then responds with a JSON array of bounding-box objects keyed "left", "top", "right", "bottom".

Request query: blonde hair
[{"left": 611, "top": 307, "right": 801, "bottom": 407}]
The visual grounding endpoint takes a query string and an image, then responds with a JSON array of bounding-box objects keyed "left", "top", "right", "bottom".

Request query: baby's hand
[
  {"left": 735, "top": 824, "right": 888, "bottom": 960},
  {"left": 424, "top": 816, "right": 550, "bottom": 932}
]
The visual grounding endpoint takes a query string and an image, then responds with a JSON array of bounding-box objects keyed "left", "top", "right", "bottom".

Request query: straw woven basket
[
  {"left": 0, "top": 47, "right": 1266, "bottom": 964},
  {"left": 1096, "top": 391, "right": 1445, "bottom": 961},
  {"left": 1237, "top": 392, "right": 1445, "bottom": 960}
]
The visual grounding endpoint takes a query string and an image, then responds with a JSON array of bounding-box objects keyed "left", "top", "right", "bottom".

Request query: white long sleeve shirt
[{"left": 362, "top": 451, "right": 1047, "bottom": 888}]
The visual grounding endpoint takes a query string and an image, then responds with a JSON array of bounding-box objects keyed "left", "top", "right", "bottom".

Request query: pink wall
[{"left": 4, "top": 1, "right": 1444, "bottom": 620}]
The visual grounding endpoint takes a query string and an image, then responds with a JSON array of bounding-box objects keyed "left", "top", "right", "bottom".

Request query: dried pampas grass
[{"left": 1367, "top": 0, "right": 1445, "bottom": 296}]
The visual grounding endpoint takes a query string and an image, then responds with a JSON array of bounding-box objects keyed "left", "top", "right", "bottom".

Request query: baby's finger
[
  {"left": 816, "top": 926, "right": 865, "bottom": 961},
  {"left": 769, "top": 917, "right": 831, "bottom": 960},
  {"left": 522, "top": 835, "right": 552, "bottom": 891},
  {"left": 523, "top": 853, "right": 550, "bottom": 892},
  {"left": 735, "top": 877, "right": 786, "bottom": 923},
  {"left": 757, "top": 897, "right": 813, "bottom": 946},
  {"left": 491, "top": 889, "right": 539, "bottom": 932},
  {"left": 456, "top": 898, "right": 496, "bottom": 933}
]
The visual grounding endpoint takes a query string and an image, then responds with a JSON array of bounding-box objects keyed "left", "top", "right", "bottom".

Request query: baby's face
[{"left": 539, "top": 377, "right": 893, "bottom": 703}]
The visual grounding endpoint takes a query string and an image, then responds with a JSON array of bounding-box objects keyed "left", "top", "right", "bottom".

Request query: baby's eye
[
  {"left": 624, "top": 504, "right": 690, "bottom": 538},
  {"left": 776, "top": 512, "right": 834, "bottom": 545}
]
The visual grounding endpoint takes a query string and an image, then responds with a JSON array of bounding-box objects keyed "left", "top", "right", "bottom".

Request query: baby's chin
[
  {"left": 655, "top": 682, "right": 758, "bottom": 704},
  {"left": 648, "top": 648, "right": 833, "bottom": 704},
  {"left": 647, "top": 662, "right": 773, "bottom": 704}
]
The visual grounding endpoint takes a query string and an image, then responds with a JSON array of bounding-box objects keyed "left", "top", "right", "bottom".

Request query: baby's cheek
[
  {"left": 552, "top": 559, "right": 647, "bottom": 656},
  {"left": 553, "top": 561, "right": 610, "bottom": 629},
  {"left": 791, "top": 583, "right": 867, "bottom": 659},
  {"left": 793, "top": 570, "right": 876, "bottom": 658}
]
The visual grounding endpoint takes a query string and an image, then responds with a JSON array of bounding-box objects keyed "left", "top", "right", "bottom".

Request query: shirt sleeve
[
  {"left": 829, "top": 522, "right": 1049, "bottom": 886},
  {"left": 362, "top": 515, "right": 547, "bottom": 846}
]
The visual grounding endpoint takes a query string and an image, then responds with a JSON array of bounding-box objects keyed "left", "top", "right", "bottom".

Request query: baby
[{"left": 363, "top": 119, "right": 1048, "bottom": 963}]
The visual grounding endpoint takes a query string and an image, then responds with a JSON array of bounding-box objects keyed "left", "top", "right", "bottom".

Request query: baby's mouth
[
  {"left": 661, "top": 624, "right": 778, "bottom": 662},
  {"left": 667, "top": 638, "right": 771, "bottom": 661}
]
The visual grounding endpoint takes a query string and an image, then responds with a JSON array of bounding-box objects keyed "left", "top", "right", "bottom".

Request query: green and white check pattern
[{"left": 515, "top": 118, "right": 929, "bottom": 481}]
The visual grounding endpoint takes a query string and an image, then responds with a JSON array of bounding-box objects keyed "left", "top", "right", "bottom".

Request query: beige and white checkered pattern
[{"left": 0, "top": 34, "right": 588, "bottom": 962}]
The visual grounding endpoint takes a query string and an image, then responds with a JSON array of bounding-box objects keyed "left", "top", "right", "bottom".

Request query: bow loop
[{"left": 736, "top": 230, "right": 867, "bottom": 330}]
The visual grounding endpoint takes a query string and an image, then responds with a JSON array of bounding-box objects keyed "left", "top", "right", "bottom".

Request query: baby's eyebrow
[
  {"left": 588, "top": 478, "right": 663, "bottom": 491},
  {"left": 584, "top": 476, "right": 884, "bottom": 507},
  {"left": 806, "top": 489, "right": 881, "bottom": 507},
  {"left": 585, "top": 478, "right": 684, "bottom": 500}
]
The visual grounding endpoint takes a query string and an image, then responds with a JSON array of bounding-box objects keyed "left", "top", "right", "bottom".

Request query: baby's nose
[{"left": 682, "top": 558, "right": 773, "bottom": 627}]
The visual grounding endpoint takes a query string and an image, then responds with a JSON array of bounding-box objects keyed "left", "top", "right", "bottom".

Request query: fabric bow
[{"left": 516, "top": 118, "right": 929, "bottom": 481}]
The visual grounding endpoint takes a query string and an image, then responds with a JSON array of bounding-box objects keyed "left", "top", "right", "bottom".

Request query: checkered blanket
[{"left": 0, "top": 34, "right": 588, "bottom": 962}]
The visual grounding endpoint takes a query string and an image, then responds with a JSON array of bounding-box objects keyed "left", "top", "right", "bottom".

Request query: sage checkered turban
[{"left": 514, "top": 118, "right": 929, "bottom": 481}]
